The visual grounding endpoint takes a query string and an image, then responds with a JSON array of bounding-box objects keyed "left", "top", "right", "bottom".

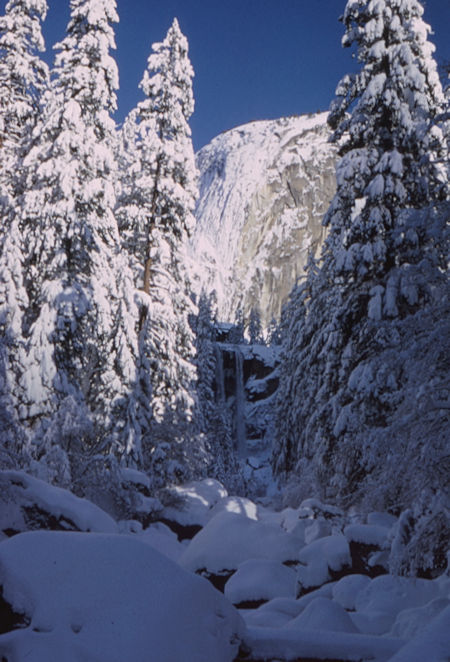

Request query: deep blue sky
[{"left": 4, "top": 0, "right": 449, "bottom": 150}]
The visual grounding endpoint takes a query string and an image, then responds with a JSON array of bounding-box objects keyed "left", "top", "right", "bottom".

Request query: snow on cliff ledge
[{"left": 190, "top": 113, "right": 337, "bottom": 326}]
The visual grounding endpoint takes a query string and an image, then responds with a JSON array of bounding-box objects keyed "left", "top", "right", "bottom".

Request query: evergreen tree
[
  {"left": 273, "top": 0, "right": 449, "bottom": 521},
  {"left": 247, "top": 307, "right": 263, "bottom": 345},
  {"left": 325, "top": 0, "right": 447, "bottom": 285},
  {"left": 0, "top": 0, "right": 49, "bottom": 197},
  {"left": 12, "top": 0, "right": 146, "bottom": 485},
  {"left": 0, "top": 0, "right": 49, "bottom": 466},
  {"left": 117, "top": 18, "right": 198, "bottom": 484}
]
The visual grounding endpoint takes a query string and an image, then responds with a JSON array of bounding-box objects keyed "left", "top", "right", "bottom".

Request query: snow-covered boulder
[
  {"left": 241, "top": 597, "right": 304, "bottom": 628},
  {"left": 160, "top": 478, "right": 227, "bottom": 538},
  {"left": 344, "top": 522, "right": 391, "bottom": 577},
  {"left": 296, "top": 534, "right": 352, "bottom": 594},
  {"left": 224, "top": 559, "right": 296, "bottom": 606},
  {"left": 304, "top": 518, "right": 332, "bottom": 545},
  {"left": 138, "top": 521, "right": 187, "bottom": 562},
  {"left": 285, "top": 596, "right": 360, "bottom": 634},
  {"left": 209, "top": 495, "right": 258, "bottom": 521},
  {"left": 389, "top": 597, "right": 450, "bottom": 639},
  {"left": 179, "top": 511, "right": 299, "bottom": 578},
  {"left": 332, "top": 574, "right": 372, "bottom": 611},
  {"left": 344, "top": 523, "right": 391, "bottom": 548},
  {"left": 351, "top": 574, "right": 441, "bottom": 635},
  {"left": 387, "top": 604, "right": 450, "bottom": 662},
  {"left": 0, "top": 470, "right": 117, "bottom": 538},
  {"left": 0, "top": 531, "right": 244, "bottom": 662}
]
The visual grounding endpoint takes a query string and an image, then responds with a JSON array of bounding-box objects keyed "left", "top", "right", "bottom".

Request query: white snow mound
[
  {"left": 0, "top": 470, "right": 118, "bottom": 534},
  {"left": 179, "top": 511, "right": 299, "bottom": 574},
  {"left": 0, "top": 531, "right": 244, "bottom": 662},
  {"left": 224, "top": 559, "right": 296, "bottom": 605}
]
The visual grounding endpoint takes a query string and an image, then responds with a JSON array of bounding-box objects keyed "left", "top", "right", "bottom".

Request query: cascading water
[
  {"left": 234, "top": 348, "right": 246, "bottom": 458},
  {"left": 214, "top": 344, "right": 226, "bottom": 404}
]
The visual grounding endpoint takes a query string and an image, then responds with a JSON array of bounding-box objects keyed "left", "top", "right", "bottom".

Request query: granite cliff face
[{"left": 190, "top": 112, "right": 337, "bottom": 326}]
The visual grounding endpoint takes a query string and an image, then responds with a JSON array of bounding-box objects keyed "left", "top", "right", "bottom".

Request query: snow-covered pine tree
[
  {"left": 274, "top": 0, "right": 449, "bottom": 529},
  {"left": 13, "top": 0, "right": 147, "bottom": 489},
  {"left": 0, "top": 0, "right": 49, "bottom": 196},
  {"left": 325, "top": 0, "right": 447, "bottom": 284},
  {"left": 0, "top": 0, "right": 49, "bottom": 465},
  {"left": 247, "top": 307, "right": 264, "bottom": 345},
  {"left": 117, "top": 18, "right": 198, "bottom": 486}
]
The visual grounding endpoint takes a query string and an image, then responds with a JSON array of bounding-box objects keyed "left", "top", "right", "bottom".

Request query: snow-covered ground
[{"left": 1, "top": 472, "right": 449, "bottom": 661}]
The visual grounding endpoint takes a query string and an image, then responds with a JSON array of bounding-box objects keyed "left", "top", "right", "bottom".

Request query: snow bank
[
  {"left": 161, "top": 478, "right": 227, "bottom": 527},
  {"left": 138, "top": 521, "right": 186, "bottom": 562},
  {"left": 387, "top": 604, "right": 450, "bottom": 662},
  {"left": 332, "top": 573, "right": 372, "bottom": 610},
  {"left": 0, "top": 470, "right": 117, "bottom": 534},
  {"left": 285, "top": 596, "right": 359, "bottom": 634},
  {"left": 210, "top": 495, "right": 258, "bottom": 520},
  {"left": 224, "top": 559, "right": 296, "bottom": 605},
  {"left": 344, "top": 523, "right": 390, "bottom": 547},
  {"left": 0, "top": 531, "right": 244, "bottom": 662},
  {"left": 242, "top": 626, "right": 405, "bottom": 661},
  {"left": 297, "top": 534, "right": 352, "bottom": 591},
  {"left": 352, "top": 574, "right": 442, "bottom": 635},
  {"left": 241, "top": 597, "right": 305, "bottom": 628},
  {"left": 179, "top": 511, "right": 299, "bottom": 574}
]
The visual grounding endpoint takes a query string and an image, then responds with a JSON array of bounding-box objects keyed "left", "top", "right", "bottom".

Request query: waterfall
[
  {"left": 234, "top": 348, "right": 246, "bottom": 457},
  {"left": 214, "top": 344, "right": 226, "bottom": 404}
]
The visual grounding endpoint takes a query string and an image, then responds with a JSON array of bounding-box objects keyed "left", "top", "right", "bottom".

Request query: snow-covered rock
[
  {"left": 387, "top": 604, "right": 450, "bottom": 662},
  {"left": 344, "top": 523, "right": 391, "bottom": 548},
  {"left": 0, "top": 470, "right": 118, "bottom": 536},
  {"left": 160, "top": 478, "right": 227, "bottom": 536},
  {"left": 138, "top": 521, "right": 187, "bottom": 562},
  {"left": 242, "top": 627, "right": 405, "bottom": 662},
  {"left": 241, "top": 597, "right": 305, "bottom": 628},
  {"left": 0, "top": 531, "right": 244, "bottom": 662},
  {"left": 285, "top": 596, "right": 360, "bottom": 634},
  {"left": 351, "top": 574, "right": 441, "bottom": 635},
  {"left": 224, "top": 559, "right": 296, "bottom": 606},
  {"left": 332, "top": 574, "right": 372, "bottom": 611},
  {"left": 191, "top": 113, "right": 336, "bottom": 326},
  {"left": 179, "top": 511, "right": 299, "bottom": 576},
  {"left": 209, "top": 495, "right": 258, "bottom": 520},
  {"left": 389, "top": 597, "right": 450, "bottom": 639},
  {"left": 296, "top": 534, "right": 352, "bottom": 593}
]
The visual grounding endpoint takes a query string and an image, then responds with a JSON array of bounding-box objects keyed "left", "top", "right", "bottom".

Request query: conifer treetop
[
  {"left": 0, "top": 0, "right": 49, "bottom": 150},
  {"left": 140, "top": 17, "right": 195, "bottom": 135},
  {"left": 53, "top": 0, "right": 119, "bottom": 114},
  {"left": 324, "top": 0, "right": 447, "bottom": 282}
]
